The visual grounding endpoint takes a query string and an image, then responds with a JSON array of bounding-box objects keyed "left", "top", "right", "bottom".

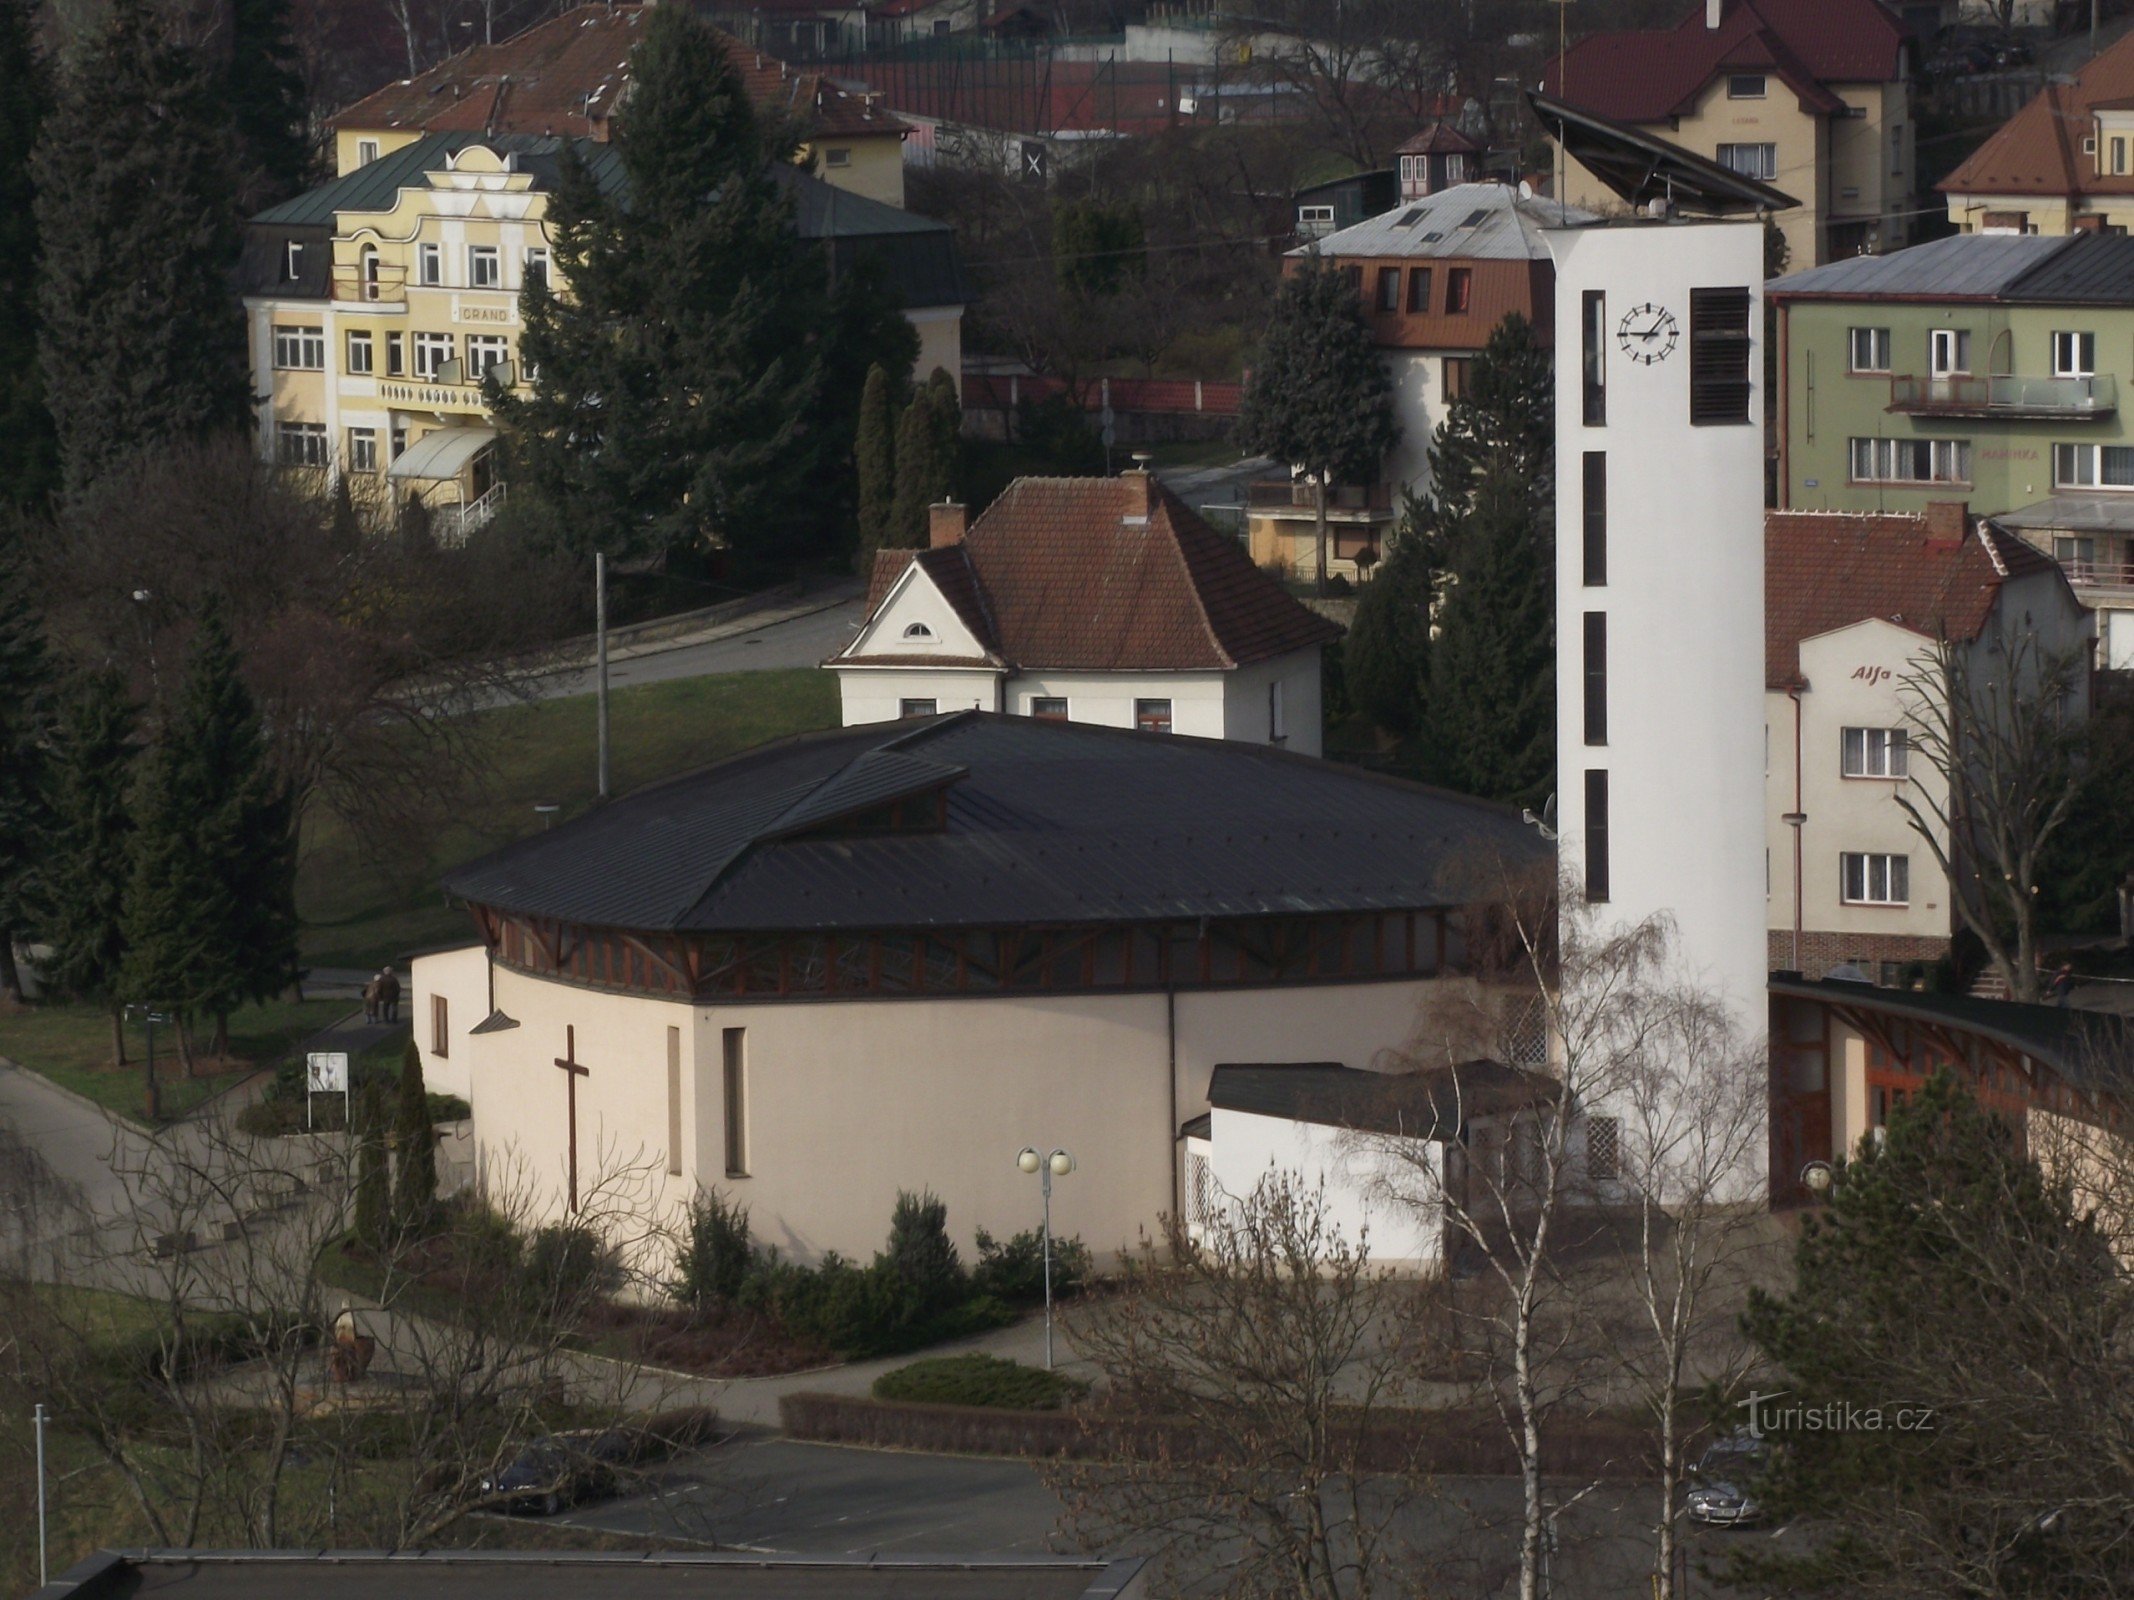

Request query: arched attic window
[{"left": 903, "top": 622, "right": 935, "bottom": 640}]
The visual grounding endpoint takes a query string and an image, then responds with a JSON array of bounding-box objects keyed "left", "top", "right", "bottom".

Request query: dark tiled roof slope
[
  {"left": 440, "top": 712, "right": 1546, "bottom": 932},
  {"left": 1765, "top": 510, "right": 2059, "bottom": 687},
  {"left": 1543, "top": 0, "right": 1906, "bottom": 125},
  {"left": 1941, "top": 30, "right": 2134, "bottom": 199},
  {"left": 331, "top": 5, "right": 905, "bottom": 142},
  {"left": 858, "top": 476, "right": 1341, "bottom": 673}
]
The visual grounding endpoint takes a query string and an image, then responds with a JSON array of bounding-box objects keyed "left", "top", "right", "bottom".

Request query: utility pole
[
  {"left": 34, "top": 1402, "right": 48, "bottom": 1587},
  {"left": 596, "top": 551, "right": 611, "bottom": 802}
]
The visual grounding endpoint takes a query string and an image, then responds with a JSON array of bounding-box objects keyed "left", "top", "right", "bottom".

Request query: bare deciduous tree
[
  {"left": 1048, "top": 1173, "right": 1444, "bottom": 1600},
  {"left": 1895, "top": 625, "right": 2088, "bottom": 1002}
]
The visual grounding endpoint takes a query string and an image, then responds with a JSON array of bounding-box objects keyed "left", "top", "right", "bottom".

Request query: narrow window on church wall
[
  {"left": 723, "top": 1028, "right": 749, "bottom": 1177},
  {"left": 666, "top": 1027, "right": 683, "bottom": 1177}
]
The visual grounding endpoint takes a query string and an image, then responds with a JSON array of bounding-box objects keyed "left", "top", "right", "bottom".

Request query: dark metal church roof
[{"left": 441, "top": 712, "right": 1547, "bottom": 934}]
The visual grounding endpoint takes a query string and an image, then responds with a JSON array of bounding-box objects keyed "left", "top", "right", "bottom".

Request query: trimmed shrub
[
  {"left": 885, "top": 1188, "right": 963, "bottom": 1318},
  {"left": 675, "top": 1189, "right": 754, "bottom": 1308},
  {"left": 972, "top": 1227, "right": 1091, "bottom": 1306},
  {"left": 873, "top": 1353, "right": 1086, "bottom": 1410},
  {"left": 522, "top": 1222, "right": 615, "bottom": 1315}
]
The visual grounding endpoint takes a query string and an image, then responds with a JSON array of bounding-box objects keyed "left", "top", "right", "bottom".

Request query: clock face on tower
[{"left": 1616, "top": 302, "right": 1681, "bottom": 365}]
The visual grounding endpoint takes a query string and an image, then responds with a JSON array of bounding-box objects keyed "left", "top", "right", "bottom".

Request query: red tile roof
[
  {"left": 1940, "top": 30, "right": 2134, "bottom": 200},
  {"left": 1765, "top": 508, "right": 2060, "bottom": 687},
  {"left": 330, "top": 4, "right": 905, "bottom": 143},
  {"left": 1542, "top": 0, "right": 1906, "bottom": 126},
  {"left": 853, "top": 476, "right": 1343, "bottom": 673}
]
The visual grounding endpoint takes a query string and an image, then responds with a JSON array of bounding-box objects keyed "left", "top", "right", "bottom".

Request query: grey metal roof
[
  {"left": 2004, "top": 232, "right": 2134, "bottom": 304},
  {"left": 1997, "top": 496, "right": 2134, "bottom": 535},
  {"left": 1294, "top": 181, "right": 1593, "bottom": 262},
  {"left": 252, "top": 134, "right": 628, "bottom": 226},
  {"left": 1207, "top": 1059, "right": 1557, "bottom": 1136},
  {"left": 1767, "top": 233, "right": 2072, "bottom": 299},
  {"left": 440, "top": 712, "right": 1548, "bottom": 933}
]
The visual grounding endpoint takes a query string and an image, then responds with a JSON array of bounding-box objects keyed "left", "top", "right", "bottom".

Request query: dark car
[
  {"left": 1686, "top": 1432, "right": 1769, "bottom": 1527},
  {"left": 479, "top": 1428, "right": 636, "bottom": 1515}
]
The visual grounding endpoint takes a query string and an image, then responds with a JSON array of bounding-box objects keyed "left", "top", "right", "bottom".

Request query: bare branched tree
[
  {"left": 1895, "top": 625, "right": 2089, "bottom": 1002},
  {"left": 1048, "top": 1173, "right": 1446, "bottom": 1600}
]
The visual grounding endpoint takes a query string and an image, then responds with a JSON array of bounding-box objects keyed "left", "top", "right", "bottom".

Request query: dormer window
[
  {"left": 903, "top": 622, "right": 935, "bottom": 640},
  {"left": 283, "top": 241, "right": 304, "bottom": 281}
]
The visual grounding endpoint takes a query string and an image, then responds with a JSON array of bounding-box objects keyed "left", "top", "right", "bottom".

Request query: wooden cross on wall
[{"left": 555, "top": 1025, "right": 590, "bottom": 1212}]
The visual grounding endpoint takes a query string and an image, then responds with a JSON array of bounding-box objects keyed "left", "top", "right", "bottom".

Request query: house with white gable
[{"left": 828, "top": 468, "right": 1344, "bottom": 755}]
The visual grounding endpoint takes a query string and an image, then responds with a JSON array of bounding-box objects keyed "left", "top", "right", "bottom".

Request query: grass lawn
[
  {"left": 0, "top": 996, "right": 353, "bottom": 1125},
  {"left": 297, "top": 667, "right": 840, "bottom": 970}
]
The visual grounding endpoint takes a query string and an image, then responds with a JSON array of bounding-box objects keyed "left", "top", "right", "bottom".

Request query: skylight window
[
  {"left": 1396, "top": 207, "right": 1426, "bottom": 226},
  {"left": 1462, "top": 208, "right": 1489, "bottom": 228}
]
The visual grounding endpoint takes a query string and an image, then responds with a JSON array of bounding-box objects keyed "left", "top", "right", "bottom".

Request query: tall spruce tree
[
  {"left": 1237, "top": 263, "right": 1399, "bottom": 595},
  {"left": 0, "top": 544, "right": 52, "bottom": 1004},
  {"left": 1341, "top": 506, "right": 1433, "bottom": 738},
  {"left": 0, "top": 0, "right": 55, "bottom": 510},
  {"left": 36, "top": 0, "right": 248, "bottom": 494},
  {"left": 391, "top": 1038, "right": 439, "bottom": 1236},
  {"left": 854, "top": 362, "right": 898, "bottom": 567},
  {"left": 799, "top": 256, "right": 918, "bottom": 569},
  {"left": 225, "top": 0, "right": 311, "bottom": 208},
  {"left": 39, "top": 669, "right": 137, "bottom": 1064},
  {"left": 493, "top": 4, "right": 824, "bottom": 566},
  {"left": 121, "top": 607, "right": 298, "bottom": 1054},
  {"left": 1415, "top": 313, "right": 1554, "bottom": 807},
  {"left": 887, "top": 389, "right": 950, "bottom": 549}
]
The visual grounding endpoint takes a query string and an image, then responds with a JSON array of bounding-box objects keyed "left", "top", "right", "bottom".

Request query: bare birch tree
[{"left": 1895, "top": 625, "right": 2089, "bottom": 1003}]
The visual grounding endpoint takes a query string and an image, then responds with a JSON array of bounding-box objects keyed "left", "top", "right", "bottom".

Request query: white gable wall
[
  {"left": 1207, "top": 1105, "right": 1444, "bottom": 1266},
  {"left": 838, "top": 666, "right": 1002, "bottom": 722},
  {"left": 845, "top": 562, "right": 992, "bottom": 661}
]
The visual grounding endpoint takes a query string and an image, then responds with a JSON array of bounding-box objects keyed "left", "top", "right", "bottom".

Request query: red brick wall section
[{"left": 1769, "top": 929, "right": 1950, "bottom": 980}]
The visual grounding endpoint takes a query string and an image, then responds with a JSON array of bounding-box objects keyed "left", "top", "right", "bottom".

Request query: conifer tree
[
  {"left": 121, "top": 607, "right": 298, "bottom": 1055},
  {"left": 494, "top": 4, "right": 824, "bottom": 566},
  {"left": 352, "top": 1079, "right": 390, "bottom": 1252},
  {"left": 225, "top": 0, "right": 311, "bottom": 208},
  {"left": 1423, "top": 478, "right": 1554, "bottom": 806},
  {"left": 36, "top": 0, "right": 247, "bottom": 493},
  {"left": 924, "top": 365, "right": 962, "bottom": 496},
  {"left": 854, "top": 363, "right": 898, "bottom": 567},
  {"left": 886, "top": 390, "right": 948, "bottom": 549},
  {"left": 39, "top": 669, "right": 137, "bottom": 1063},
  {"left": 0, "top": 0, "right": 55, "bottom": 510},
  {"left": 0, "top": 543, "right": 51, "bottom": 1005},
  {"left": 1341, "top": 510, "right": 1433, "bottom": 738},
  {"left": 1237, "top": 263, "right": 1399, "bottom": 594},
  {"left": 800, "top": 259, "right": 917, "bottom": 569},
  {"left": 391, "top": 1038, "right": 438, "bottom": 1236}
]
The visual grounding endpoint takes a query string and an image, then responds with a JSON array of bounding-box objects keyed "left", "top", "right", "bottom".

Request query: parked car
[
  {"left": 1685, "top": 1431, "right": 1769, "bottom": 1527},
  {"left": 479, "top": 1428, "right": 637, "bottom": 1516}
]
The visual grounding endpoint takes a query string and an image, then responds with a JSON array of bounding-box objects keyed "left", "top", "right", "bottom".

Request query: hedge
[{"left": 781, "top": 1391, "right": 1672, "bottom": 1479}]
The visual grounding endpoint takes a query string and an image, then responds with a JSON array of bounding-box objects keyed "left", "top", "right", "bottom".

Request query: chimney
[
  {"left": 929, "top": 501, "right": 967, "bottom": 548},
  {"left": 1120, "top": 451, "right": 1157, "bottom": 519},
  {"left": 1706, "top": 0, "right": 1722, "bottom": 26},
  {"left": 1923, "top": 500, "right": 1970, "bottom": 542}
]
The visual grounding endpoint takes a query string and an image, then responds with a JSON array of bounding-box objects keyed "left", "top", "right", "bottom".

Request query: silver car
[{"left": 1685, "top": 1432, "right": 1768, "bottom": 1527}]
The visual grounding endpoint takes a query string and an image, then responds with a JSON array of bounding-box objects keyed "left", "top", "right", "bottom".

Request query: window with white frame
[
  {"left": 465, "top": 334, "right": 509, "bottom": 381},
  {"left": 348, "top": 427, "right": 378, "bottom": 472},
  {"left": 824, "top": 146, "right": 851, "bottom": 167},
  {"left": 345, "top": 329, "right": 373, "bottom": 375},
  {"left": 1727, "top": 74, "right": 1767, "bottom": 99},
  {"left": 390, "top": 420, "right": 408, "bottom": 460},
  {"left": 1842, "top": 726, "right": 1909, "bottom": 778},
  {"left": 272, "top": 325, "right": 325, "bottom": 370},
  {"left": 386, "top": 331, "right": 404, "bottom": 376},
  {"left": 1717, "top": 142, "right": 1777, "bottom": 180},
  {"left": 357, "top": 138, "right": 379, "bottom": 165},
  {"left": 1268, "top": 678, "right": 1288, "bottom": 743},
  {"left": 275, "top": 421, "right": 328, "bottom": 467},
  {"left": 468, "top": 245, "right": 501, "bottom": 289},
  {"left": 1930, "top": 327, "right": 1971, "bottom": 376},
  {"left": 2053, "top": 442, "right": 2134, "bottom": 488},
  {"left": 2053, "top": 330, "right": 2096, "bottom": 377},
  {"left": 1848, "top": 327, "right": 1892, "bottom": 373},
  {"left": 1841, "top": 852, "right": 1909, "bottom": 906},
  {"left": 413, "top": 331, "right": 455, "bottom": 379},
  {"left": 1135, "top": 698, "right": 1173, "bottom": 734},
  {"left": 1850, "top": 437, "right": 1970, "bottom": 484},
  {"left": 899, "top": 698, "right": 937, "bottom": 718},
  {"left": 1030, "top": 697, "right": 1069, "bottom": 720},
  {"left": 417, "top": 242, "right": 442, "bottom": 285},
  {"left": 1298, "top": 204, "right": 1334, "bottom": 225},
  {"left": 523, "top": 247, "right": 550, "bottom": 290}
]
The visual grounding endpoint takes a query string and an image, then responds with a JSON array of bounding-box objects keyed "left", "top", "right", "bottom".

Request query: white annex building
[
  {"left": 829, "top": 471, "right": 1341, "bottom": 755},
  {"left": 410, "top": 713, "right": 1551, "bottom": 1263}
]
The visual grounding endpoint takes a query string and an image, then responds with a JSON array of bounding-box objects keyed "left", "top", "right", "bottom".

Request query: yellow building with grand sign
[{"left": 240, "top": 131, "right": 967, "bottom": 533}]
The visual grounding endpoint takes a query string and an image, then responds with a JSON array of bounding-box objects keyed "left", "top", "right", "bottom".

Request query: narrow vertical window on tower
[
  {"left": 1584, "top": 770, "right": 1611, "bottom": 904},
  {"left": 1583, "top": 611, "right": 1608, "bottom": 745},
  {"left": 1582, "top": 290, "right": 1607, "bottom": 425},
  {"left": 1582, "top": 452, "right": 1607, "bottom": 585},
  {"left": 1689, "top": 287, "right": 1753, "bottom": 424},
  {"left": 722, "top": 1027, "right": 749, "bottom": 1177}
]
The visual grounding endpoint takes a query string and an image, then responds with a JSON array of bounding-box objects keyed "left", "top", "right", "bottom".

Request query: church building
[{"left": 409, "top": 712, "right": 1548, "bottom": 1261}]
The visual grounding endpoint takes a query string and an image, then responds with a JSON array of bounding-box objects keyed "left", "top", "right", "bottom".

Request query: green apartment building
[{"left": 1771, "top": 232, "right": 2134, "bottom": 668}]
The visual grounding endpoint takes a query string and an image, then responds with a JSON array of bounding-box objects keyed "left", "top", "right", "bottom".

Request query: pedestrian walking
[
  {"left": 378, "top": 965, "right": 401, "bottom": 1024},
  {"left": 361, "top": 976, "right": 380, "bottom": 1025}
]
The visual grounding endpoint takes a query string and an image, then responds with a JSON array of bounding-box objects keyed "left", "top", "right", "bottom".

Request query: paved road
[{"left": 522, "top": 598, "right": 863, "bottom": 701}]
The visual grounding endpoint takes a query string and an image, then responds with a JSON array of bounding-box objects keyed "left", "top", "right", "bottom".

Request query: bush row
[{"left": 873, "top": 1353, "right": 1087, "bottom": 1410}]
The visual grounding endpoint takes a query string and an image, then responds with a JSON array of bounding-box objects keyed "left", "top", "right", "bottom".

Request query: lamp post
[
  {"left": 1801, "top": 1160, "right": 1836, "bottom": 1202},
  {"left": 1016, "top": 1145, "right": 1074, "bottom": 1370},
  {"left": 33, "top": 1402, "right": 47, "bottom": 1587},
  {"left": 125, "top": 1005, "right": 172, "bottom": 1121}
]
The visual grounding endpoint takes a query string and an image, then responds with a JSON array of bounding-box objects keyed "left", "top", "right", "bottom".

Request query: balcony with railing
[
  {"left": 1245, "top": 480, "right": 1396, "bottom": 520},
  {"left": 2060, "top": 553, "right": 2134, "bottom": 598},
  {"left": 330, "top": 263, "right": 409, "bottom": 308},
  {"left": 1886, "top": 372, "right": 2116, "bottom": 420}
]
